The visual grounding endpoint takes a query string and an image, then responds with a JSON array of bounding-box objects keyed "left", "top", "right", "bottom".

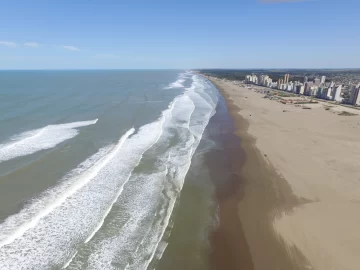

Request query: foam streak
[{"left": 0, "top": 119, "right": 98, "bottom": 163}]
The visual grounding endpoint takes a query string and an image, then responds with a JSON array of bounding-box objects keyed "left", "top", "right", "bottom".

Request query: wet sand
[
  {"left": 206, "top": 75, "right": 360, "bottom": 270},
  {"left": 205, "top": 92, "right": 253, "bottom": 270},
  {"left": 206, "top": 76, "right": 309, "bottom": 270}
]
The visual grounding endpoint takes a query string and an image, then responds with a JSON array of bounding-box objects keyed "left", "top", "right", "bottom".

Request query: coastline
[
  {"left": 205, "top": 74, "right": 360, "bottom": 270},
  {"left": 208, "top": 76, "right": 307, "bottom": 270}
]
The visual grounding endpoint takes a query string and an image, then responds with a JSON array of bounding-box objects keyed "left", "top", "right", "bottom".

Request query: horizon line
[{"left": 1, "top": 68, "right": 360, "bottom": 71}]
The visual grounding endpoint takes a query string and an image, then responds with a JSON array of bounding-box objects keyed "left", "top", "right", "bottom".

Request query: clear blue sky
[{"left": 0, "top": 0, "right": 359, "bottom": 69}]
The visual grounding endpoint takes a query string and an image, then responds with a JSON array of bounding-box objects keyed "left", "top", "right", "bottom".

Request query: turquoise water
[{"left": 0, "top": 70, "right": 219, "bottom": 269}]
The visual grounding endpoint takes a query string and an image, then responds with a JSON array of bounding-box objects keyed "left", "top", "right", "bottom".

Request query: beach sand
[{"left": 206, "top": 76, "right": 360, "bottom": 270}]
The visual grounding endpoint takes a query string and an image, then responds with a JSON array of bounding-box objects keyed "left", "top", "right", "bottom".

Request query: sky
[{"left": 0, "top": 0, "right": 359, "bottom": 69}]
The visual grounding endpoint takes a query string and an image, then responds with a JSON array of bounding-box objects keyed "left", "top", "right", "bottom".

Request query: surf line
[
  {"left": 0, "top": 119, "right": 98, "bottom": 163},
  {"left": 84, "top": 108, "right": 170, "bottom": 244},
  {"left": 0, "top": 128, "right": 135, "bottom": 249},
  {"left": 62, "top": 251, "right": 78, "bottom": 269},
  {"left": 147, "top": 78, "right": 215, "bottom": 266}
]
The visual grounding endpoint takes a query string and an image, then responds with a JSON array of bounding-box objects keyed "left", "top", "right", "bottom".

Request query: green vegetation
[
  {"left": 295, "top": 101, "right": 318, "bottom": 104},
  {"left": 324, "top": 105, "right": 333, "bottom": 111},
  {"left": 198, "top": 69, "right": 360, "bottom": 83},
  {"left": 277, "top": 92, "right": 296, "bottom": 97},
  {"left": 199, "top": 69, "right": 249, "bottom": 81},
  {"left": 338, "top": 111, "right": 358, "bottom": 116}
]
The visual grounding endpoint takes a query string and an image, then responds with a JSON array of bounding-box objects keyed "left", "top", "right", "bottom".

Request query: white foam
[
  {"left": 84, "top": 75, "right": 217, "bottom": 269},
  {"left": 137, "top": 75, "right": 216, "bottom": 268},
  {"left": 84, "top": 109, "right": 168, "bottom": 245},
  {"left": 0, "top": 74, "right": 218, "bottom": 269},
  {"left": 0, "top": 128, "right": 133, "bottom": 249},
  {"left": 145, "top": 75, "right": 217, "bottom": 265},
  {"left": 0, "top": 110, "right": 172, "bottom": 269},
  {"left": 0, "top": 145, "right": 113, "bottom": 243},
  {"left": 62, "top": 251, "right": 77, "bottom": 269},
  {"left": 164, "top": 73, "right": 188, "bottom": 89},
  {"left": 0, "top": 119, "right": 98, "bottom": 163},
  {"left": 165, "top": 79, "right": 185, "bottom": 89}
]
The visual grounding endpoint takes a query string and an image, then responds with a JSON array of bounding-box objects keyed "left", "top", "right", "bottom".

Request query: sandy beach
[{"left": 206, "top": 75, "right": 360, "bottom": 270}]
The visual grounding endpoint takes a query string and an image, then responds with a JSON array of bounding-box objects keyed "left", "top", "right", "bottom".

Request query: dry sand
[{"left": 207, "top": 76, "right": 360, "bottom": 270}]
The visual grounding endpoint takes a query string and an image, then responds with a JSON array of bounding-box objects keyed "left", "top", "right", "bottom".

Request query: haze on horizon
[{"left": 0, "top": 0, "right": 358, "bottom": 70}]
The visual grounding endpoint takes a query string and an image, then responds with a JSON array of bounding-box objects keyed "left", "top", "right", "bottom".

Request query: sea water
[{"left": 0, "top": 70, "right": 220, "bottom": 269}]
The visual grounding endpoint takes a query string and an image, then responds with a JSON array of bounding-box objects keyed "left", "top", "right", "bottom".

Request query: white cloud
[
  {"left": 0, "top": 41, "right": 17, "bottom": 48},
  {"left": 24, "top": 42, "right": 40, "bottom": 48},
  {"left": 62, "top": 45, "right": 80, "bottom": 51}
]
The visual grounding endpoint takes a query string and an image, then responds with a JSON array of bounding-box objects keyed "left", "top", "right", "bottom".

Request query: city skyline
[{"left": 245, "top": 72, "right": 360, "bottom": 105}]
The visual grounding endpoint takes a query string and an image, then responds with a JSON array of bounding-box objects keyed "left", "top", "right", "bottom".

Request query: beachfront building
[
  {"left": 321, "top": 87, "right": 333, "bottom": 99},
  {"left": 266, "top": 78, "right": 273, "bottom": 87},
  {"left": 258, "top": 75, "right": 273, "bottom": 87},
  {"left": 350, "top": 85, "right": 360, "bottom": 105},
  {"left": 310, "top": 86, "right": 318, "bottom": 96},
  {"left": 260, "top": 75, "right": 268, "bottom": 85},
  {"left": 244, "top": 73, "right": 358, "bottom": 106},
  {"left": 333, "top": 85, "right": 343, "bottom": 102},
  {"left": 295, "top": 85, "right": 302, "bottom": 94},
  {"left": 327, "top": 88, "right": 334, "bottom": 100},
  {"left": 299, "top": 85, "right": 305, "bottom": 95},
  {"left": 316, "top": 87, "right": 323, "bottom": 98},
  {"left": 245, "top": 74, "right": 259, "bottom": 84},
  {"left": 270, "top": 82, "right": 278, "bottom": 88},
  {"left": 304, "top": 82, "right": 314, "bottom": 95}
]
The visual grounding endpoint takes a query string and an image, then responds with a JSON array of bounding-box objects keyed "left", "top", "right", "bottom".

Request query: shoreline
[
  {"left": 206, "top": 75, "right": 309, "bottom": 270},
  {"left": 205, "top": 87, "right": 254, "bottom": 270},
  {"left": 206, "top": 74, "right": 360, "bottom": 270}
]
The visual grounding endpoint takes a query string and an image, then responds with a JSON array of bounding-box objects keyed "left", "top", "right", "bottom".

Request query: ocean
[{"left": 0, "top": 70, "right": 223, "bottom": 269}]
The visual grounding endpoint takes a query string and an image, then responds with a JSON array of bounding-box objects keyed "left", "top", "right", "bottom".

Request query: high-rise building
[
  {"left": 304, "top": 76, "right": 308, "bottom": 83},
  {"left": 311, "top": 87, "right": 318, "bottom": 96},
  {"left": 299, "top": 85, "right": 305, "bottom": 95},
  {"left": 333, "top": 85, "right": 343, "bottom": 102},
  {"left": 350, "top": 85, "right": 360, "bottom": 105},
  {"left": 304, "top": 82, "right": 314, "bottom": 95},
  {"left": 355, "top": 87, "right": 360, "bottom": 105},
  {"left": 284, "top": 74, "right": 290, "bottom": 85},
  {"left": 321, "top": 88, "right": 330, "bottom": 99},
  {"left": 321, "top": 76, "right": 326, "bottom": 84},
  {"left": 326, "top": 88, "right": 333, "bottom": 99},
  {"left": 314, "top": 78, "right": 321, "bottom": 86},
  {"left": 316, "top": 88, "right": 323, "bottom": 98},
  {"left": 260, "top": 75, "right": 270, "bottom": 86}
]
